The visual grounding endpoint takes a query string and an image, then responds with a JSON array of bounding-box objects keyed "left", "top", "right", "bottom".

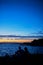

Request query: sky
[{"left": 0, "top": 0, "right": 43, "bottom": 36}]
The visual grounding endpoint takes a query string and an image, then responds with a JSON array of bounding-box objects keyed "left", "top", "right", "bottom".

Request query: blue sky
[{"left": 0, "top": 0, "right": 43, "bottom": 36}]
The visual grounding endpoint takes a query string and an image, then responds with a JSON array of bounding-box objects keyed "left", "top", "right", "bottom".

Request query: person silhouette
[
  {"left": 15, "top": 46, "right": 24, "bottom": 56},
  {"left": 24, "top": 47, "right": 30, "bottom": 56}
]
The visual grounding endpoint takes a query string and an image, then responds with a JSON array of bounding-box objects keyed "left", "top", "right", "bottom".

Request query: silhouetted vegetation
[{"left": 23, "top": 39, "right": 43, "bottom": 46}]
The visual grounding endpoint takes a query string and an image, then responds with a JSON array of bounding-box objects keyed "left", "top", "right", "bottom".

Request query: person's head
[
  {"left": 24, "top": 47, "right": 28, "bottom": 51},
  {"left": 19, "top": 46, "right": 21, "bottom": 50}
]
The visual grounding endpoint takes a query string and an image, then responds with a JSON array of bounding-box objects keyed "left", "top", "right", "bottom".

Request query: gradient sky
[{"left": 0, "top": 0, "right": 43, "bottom": 36}]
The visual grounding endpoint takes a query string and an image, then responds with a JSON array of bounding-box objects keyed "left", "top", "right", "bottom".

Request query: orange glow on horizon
[{"left": 0, "top": 39, "right": 33, "bottom": 43}]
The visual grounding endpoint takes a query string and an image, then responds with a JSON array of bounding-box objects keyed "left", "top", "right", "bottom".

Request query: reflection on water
[{"left": 0, "top": 43, "right": 43, "bottom": 56}]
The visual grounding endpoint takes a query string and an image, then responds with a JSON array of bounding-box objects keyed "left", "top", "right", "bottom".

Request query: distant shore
[{"left": 0, "top": 39, "right": 43, "bottom": 46}]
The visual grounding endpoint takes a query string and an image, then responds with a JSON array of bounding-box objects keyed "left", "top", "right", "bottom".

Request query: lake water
[{"left": 0, "top": 43, "right": 43, "bottom": 56}]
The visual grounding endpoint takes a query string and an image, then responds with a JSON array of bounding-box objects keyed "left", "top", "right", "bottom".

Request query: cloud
[
  {"left": 32, "top": 31, "right": 43, "bottom": 35},
  {"left": 38, "top": 31, "right": 43, "bottom": 34}
]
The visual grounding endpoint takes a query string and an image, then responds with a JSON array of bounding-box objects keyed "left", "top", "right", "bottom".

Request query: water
[{"left": 0, "top": 43, "right": 43, "bottom": 56}]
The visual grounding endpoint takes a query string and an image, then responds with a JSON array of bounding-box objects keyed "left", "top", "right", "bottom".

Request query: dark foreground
[
  {"left": 0, "top": 46, "right": 43, "bottom": 65},
  {"left": 0, "top": 39, "right": 43, "bottom": 65}
]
